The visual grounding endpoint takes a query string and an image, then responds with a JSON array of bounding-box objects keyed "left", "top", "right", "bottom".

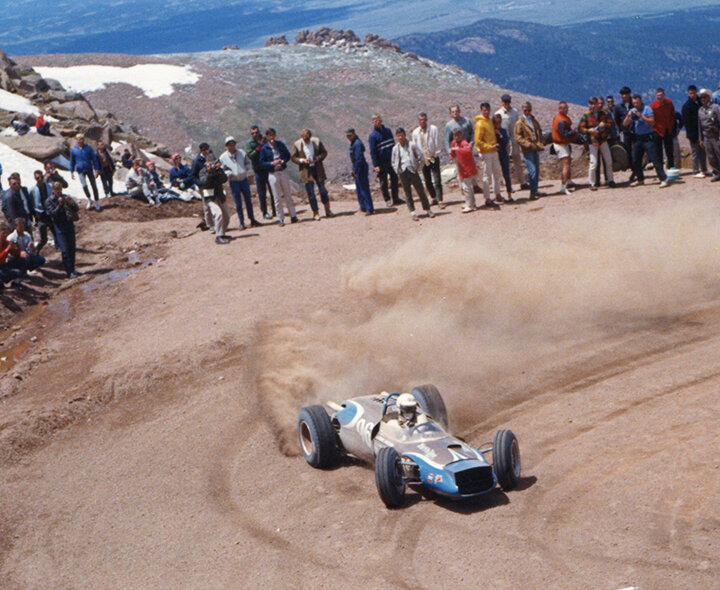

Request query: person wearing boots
[{"left": 70, "top": 134, "right": 101, "bottom": 211}]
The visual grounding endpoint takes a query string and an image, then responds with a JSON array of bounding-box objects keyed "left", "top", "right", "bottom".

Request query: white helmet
[{"left": 397, "top": 393, "right": 418, "bottom": 422}]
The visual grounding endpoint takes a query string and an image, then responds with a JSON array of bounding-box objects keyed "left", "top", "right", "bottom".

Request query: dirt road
[{"left": 1, "top": 174, "right": 719, "bottom": 589}]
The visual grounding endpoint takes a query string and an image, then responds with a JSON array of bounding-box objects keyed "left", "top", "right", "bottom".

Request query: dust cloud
[{"left": 252, "top": 202, "right": 720, "bottom": 455}]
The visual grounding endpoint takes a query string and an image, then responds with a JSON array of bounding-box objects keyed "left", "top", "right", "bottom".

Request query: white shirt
[
  {"left": 7, "top": 229, "right": 34, "bottom": 254},
  {"left": 302, "top": 140, "right": 315, "bottom": 163},
  {"left": 495, "top": 105, "right": 520, "bottom": 140}
]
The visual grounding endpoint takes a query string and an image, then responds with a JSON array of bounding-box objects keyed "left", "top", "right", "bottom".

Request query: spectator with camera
[
  {"left": 259, "top": 128, "right": 297, "bottom": 226},
  {"left": 199, "top": 159, "right": 231, "bottom": 243},
  {"left": 624, "top": 94, "right": 668, "bottom": 188},
  {"left": 45, "top": 181, "right": 80, "bottom": 278}
]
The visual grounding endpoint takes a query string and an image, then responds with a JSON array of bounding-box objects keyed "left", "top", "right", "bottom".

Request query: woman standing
[{"left": 45, "top": 181, "right": 79, "bottom": 278}]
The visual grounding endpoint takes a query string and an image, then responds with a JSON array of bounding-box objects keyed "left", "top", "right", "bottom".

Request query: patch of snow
[
  {"left": 0, "top": 142, "right": 95, "bottom": 202},
  {"left": 34, "top": 64, "right": 201, "bottom": 99},
  {"left": 0, "top": 89, "right": 40, "bottom": 115}
]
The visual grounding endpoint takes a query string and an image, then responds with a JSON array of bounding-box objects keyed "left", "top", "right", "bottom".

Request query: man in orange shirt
[{"left": 551, "top": 101, "right": 577, "bottom": 195}]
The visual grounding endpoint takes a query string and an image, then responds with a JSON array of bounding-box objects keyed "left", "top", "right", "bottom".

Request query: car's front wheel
[
  {"left": 492, "top": 429, "right": 521, "bottom": 490},
  {"left": 375, "top": 447, "right": 406, "bottom": 508},
  {"left": 297, "top": 405, "right": 337, "bottom": 469}
]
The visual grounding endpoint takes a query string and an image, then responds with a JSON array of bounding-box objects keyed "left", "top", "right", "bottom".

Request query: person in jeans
[
  {"left": 579, "top": 97, "right": 616, "bottom": 191},
  {"left": 614, "top": 86, "right": 636, "bottom": 182},
  {"left": 369, "top": 114, "right": 401, "bottom": 208},
  {"left": 697, "top": 88, "right": 720, "bottom": 181},
  {"left": 291, "top": 129, "right": 334, "bottom": 220},
  {"left": 96, "top": 140, "right": 115, "bottom": 198},
  {"left": 495, "top": 94, "right": 525, "bottom": 189},
  {"left": 650, "top": 88, "right": 676, "bottom": 169},
  {"left": 514, "top": 102, "right": 544, "bottom": 200},
  {"left": 259, "top": 128, "right": 297, "bottom": 226},
  {"left": 220, "top": 136, "right": 259, "bottom": 229},
  {"left": 682, "top": 85, "right": 708, "bottom": 178},
  {"left": 624, "top": 94, "right": 669, "bottom": 188},
  {"left": 246, "top": 125, "right": 275, "bottom": 219},
  {"left": 449, "top": 127, "right": 478, "bottom": 212},
  {"left": 390, "top": 127, "right": 435, "bottom": 220},
  {"left": 70, "top": 134, "right": 101, "bottom": 211},
  {"left": 346, "top": 129, "right": 373, "bottom": 215},
  {"left": 29, "top": 170, "right": 54, "bottom": 254},
  {"left": 493, "top": 114, "right": 513, "bottom": 201},
  {"left": 45, "top": 181, "right": 79, "bottom": 277},
  {"left": 411, "top": 112, "right": 443, "bottom": 205}
]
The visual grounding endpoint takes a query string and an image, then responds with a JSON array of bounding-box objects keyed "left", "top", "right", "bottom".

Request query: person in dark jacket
[
  {"left": 493, "top": 114, "right": 513, "bottom": 201},
  {"left": 29, "top": 170, "right": 54, "bottom": 254},
  {"left": 190, "top": 143, "right": 210, "bottom": 186},
  {"left": 614, "top": 86, "right": 636, "bottom": 182},
  {"left": 246, "top": 126, "right": 276, "bottom": 219},
  {"left": 121, "top": 149, "right": 134, "bottom": 169},
  {"left": 346, "top": 128, "right": 373, "bottom": 215},
  {"left": 2, "top": 174, "right": 34, "bottom": 230},
  {"left": 259, "top": 128, "right": 297, "bottom": 226},
  {"left": 70, "top": 134, "right": 101, "bottom": 211},
  {"left": 369, "top": 114, "right": 402, "bottom": 208},
  {"left": 96, "top": 140, "right": 115, "bottom": 198},
  {"left": 44, "top": 161, "right": 68, "bottom": 189},
  {"left": 45, "top": 181, "right": 79, "bottom": 277},
  {"left": 682, "top": 85, "right": 708, "bottom": 177},
  {"left": 199, "top": 161, "right": 231, "bottom": 243}
]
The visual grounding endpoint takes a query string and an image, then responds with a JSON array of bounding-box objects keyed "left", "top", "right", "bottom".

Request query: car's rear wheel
[
  {"left": 411, "top": 384, "right": 449, "bottom": 430},
  {"left": 375, "top": 447, "right": 405, "bottom": 508},
  {"left": 297, "top": 405, "right": 337, "bottom": 469},
  {"left": 492, "top": 429, "right": 521, "bottom": 490}
]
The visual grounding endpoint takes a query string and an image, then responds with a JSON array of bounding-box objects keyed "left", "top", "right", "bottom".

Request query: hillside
[
  {"left": 17, "top": 41, "right": 575, "bottom": 183},
  {"left": 396, "top": 6, "right": 720, "bottom": 106}
]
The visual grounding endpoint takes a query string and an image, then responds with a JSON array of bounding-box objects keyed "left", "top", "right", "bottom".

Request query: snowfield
[
  {"left": 0, "top": 89, "right": 40, "bottom": 115},
  {"left": 34, "top": 64, "right": 200, "bottom": 98}
]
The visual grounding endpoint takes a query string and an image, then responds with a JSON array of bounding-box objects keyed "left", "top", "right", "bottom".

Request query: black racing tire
[
  {"left": 375, "top": 447, "right": 406, "bottom": 508},
  {"left": 297, "top": 405, "right": 337, "bottom": 469},
  {"left": 492, "top": 429, "right": 521, "bottom": 491},
  {"left": 411, "top": 384, "right": 449, "bottom": 430}
]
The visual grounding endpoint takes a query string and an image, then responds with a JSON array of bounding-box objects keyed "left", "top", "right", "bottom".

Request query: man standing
[
  {"left": 29, "top": 170, "right": 54, "bottom": 255},
  {"left": 96, "top": 140, "right": 115, "bottom": 199},
  {"left": 474, "top": 102, "right": 504, "bottom": 205},
  {"left": 291, "top": 129, "right": 333, "bottom": 220},
  {"left": 650, "top": 88, "right": 676, "bottom": 169},
  {"left": 391, "top": 127, "right": 435, "bottom": 220},
  {"left": 552, "top": 101, "right": 577, "bottom": 195},
  {"left": 412, "top": 112, "right": 443, "bottom": 205},
  {"left": 246, "top": 125, "right": 276, "bottom": 219},
  {"left": 682, "top": 85, "right": 708, "bottom": 178},
  {"left": 259, "top": 128, "right": 298, "bottom": 226},
  {"left": 495, "top": 94, "right": 525, "bottom": 189},
  {"left": 220, "top": 136, "right": 259, "bottom": 229},
  {"left": 346, "top": 129, "right": 373, "bottom": 215},
  {"left": 697, "top": 88, "right": 720, "bottom": 182},
  {"left": 449, "top": 128, "right": 478, "bottom": 212},
  {"left": 369, "top": 114, "right": 401, "bottom": 208},
  {"left": 45, "top": 181, "right": 80, "bottom": 278},
  {"left": 614, "top": 86, "right": 635, "bottom": 181},
  {"left": 514, "top": 102, "right": 544, "bottom": 200},
  {"left": 444, "top": 104, "right": 474, "bottom": 153},
  {"left": 70, "top": 134, "right": 101, "bottom": 211},
  {"left": 579, "top": 97, "right": 616, "bottom": 191},
  {"left": 624, "top": 94, "right": 669, "bottom": 188},
  {"left": 199, "top": 160, "right": 231, "bottom": 244}
]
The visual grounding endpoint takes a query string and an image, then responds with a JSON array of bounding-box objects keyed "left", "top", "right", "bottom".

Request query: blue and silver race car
[{"left": 297, "top": 385, "right": 521, "bottom": 508}]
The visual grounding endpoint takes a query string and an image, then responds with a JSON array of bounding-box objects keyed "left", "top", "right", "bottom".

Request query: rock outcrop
[
  {"left": 269, "top": 27, "right": 407, "bottom": 56},
  {"left": 265, "top": 35, "right": 289, "bottom": 47}
]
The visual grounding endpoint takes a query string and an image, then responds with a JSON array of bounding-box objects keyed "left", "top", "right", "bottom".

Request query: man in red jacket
[{"left": 650, "top": 88, "right": 676, "bottom": 169}]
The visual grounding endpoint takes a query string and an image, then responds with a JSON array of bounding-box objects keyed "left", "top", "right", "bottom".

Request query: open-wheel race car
[{"left": 297, "top": 385, "right": 521, "bottom": 508}]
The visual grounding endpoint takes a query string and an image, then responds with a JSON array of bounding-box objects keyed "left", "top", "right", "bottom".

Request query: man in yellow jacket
[{"left": 474, "top": 102, "right": 503, "bottom": 207}]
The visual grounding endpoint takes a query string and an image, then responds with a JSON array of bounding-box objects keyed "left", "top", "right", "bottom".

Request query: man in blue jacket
[
  {"left": 369, "top": 114, "right": 401, "bottom": 208},
  {"left": 259, "top": 128, "right": 297, "bottom": 226},
  {"left": 346, "top": 128, "right": 373, "bottom": 215},
  {"left": 70, "top": 134, "right": 101, "bottom": 211}
]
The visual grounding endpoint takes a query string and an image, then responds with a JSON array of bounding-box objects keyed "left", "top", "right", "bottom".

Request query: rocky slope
[{"left": 16, "top": 33, "right": 581, "bottom": 183}]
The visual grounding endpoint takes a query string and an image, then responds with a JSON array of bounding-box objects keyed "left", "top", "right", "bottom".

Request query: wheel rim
[
  {"left": 393, "top": 457, "right": 404, "bottom": 492},
  {"left": 299, "top": 420, "right": 314, "bottom": 458},
  {"left": 511, "top": 438, "right": 521, "bottom": 478}
]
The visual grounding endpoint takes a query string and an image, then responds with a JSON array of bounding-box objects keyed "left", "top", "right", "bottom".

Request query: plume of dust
[{"left": 254, "top": 202, "right": 720, "bottom": 455}]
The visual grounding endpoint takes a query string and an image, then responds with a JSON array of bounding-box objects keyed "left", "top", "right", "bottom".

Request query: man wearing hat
[
  {"left": 220, "top": 136, "right": 259, "bottom": 229},
  {"left": 613, "top": 86, "right": 636, "bottom": 182},
  {"left": 346, "top": 129, "right": 373, "bottom": 215},
  {"left": 698, "top": 88, "right": 720, "bottom": 181},
  {"left": 495, "top": 94, "right": 526, "bottom": 190}
]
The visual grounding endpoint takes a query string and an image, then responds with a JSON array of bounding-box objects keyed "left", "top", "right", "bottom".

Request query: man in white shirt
[
  {"left": 219, "top": 136, "right": 259, "bottom": 229},
  {"left": 495, "top": 93, "right": 526, "bottom": 189},
  {"left": 411, "top": 112, "right": 444, "bottom": 206},
  {"left": 7, "top": 217, "right": 45, "bottom": 271},
  {"left": 391, "top": 127, "right": 435, "bottom": 220}
]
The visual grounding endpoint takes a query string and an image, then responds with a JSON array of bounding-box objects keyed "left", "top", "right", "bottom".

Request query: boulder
[
  {"left": 146, "top": 143, "right": 171, "bottom": 158},
  {"left": 265, "top": 35, "right": 289, "bottom": 46},
  {"left": 0, "top": 69, "right": 15, "bottom": 91},
  {"left": 43, "top": 78, "right": 64, "bottom": 91},
  {"left": 0, "top": 133, "right": 68, "bottom": 161},
  {"left": 82, "top": 124, "right": 113, "bottom": 145},
  {"left": 47, "top": 99, "right": 97, "bottom": 121},
  {"left": 47, "top": 89, "right": 84, "bottom": 103},
  {"left": 19, "top": 73, "right": 49, "bottom": 92}
]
